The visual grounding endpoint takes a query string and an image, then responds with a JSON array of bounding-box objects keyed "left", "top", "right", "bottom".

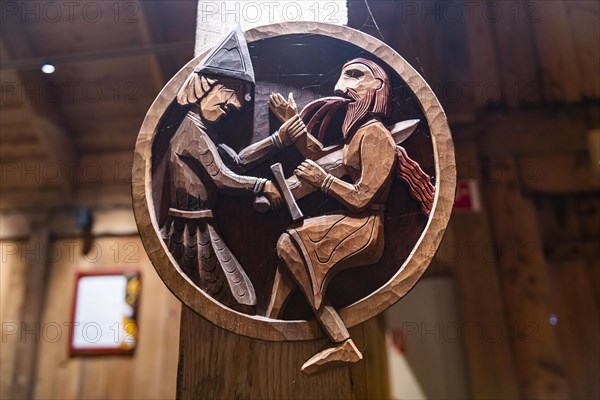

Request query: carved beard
[{"left": 342, "top": 88, "right": 376, "bottom": 138}]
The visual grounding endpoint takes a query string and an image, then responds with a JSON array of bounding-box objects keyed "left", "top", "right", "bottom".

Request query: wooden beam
[
  {"left": 484, "top": 157, "right": 569, "bottom": 399},
  {"left": 0, "top": 38, "right": 76, "bottom": 198},
  {"left": 177, "top": 307, "right": 367, "bottom": 399},
  {"left": 435, "top": 1, "right": 476, "bottom": 124},
  {"left": 518, "top": 153, "right": 600, "bottom": 194},
  {"left": 564, "top": 1, "right": 600, "bottom": 99},
  {"left": 0, "top": 183, "right": 132, "bottom": 211},
  {"left": 463, "top": 0, "right": 501, "bottom": 109},
  {"left": 476, "top": 107, "right": 591, "bottom": 158},
  {"left": 531, "top": 1, "right": 583, "bottom": 102},
  {"left": 449, "top": 142, "right": 519, "bottom": 399},
  {"left": 0, "top": 140, "right": 45, "bottom": 160},
  {"left": 10, "top": 220, "right": 50, "bottom": 399},
  {"left": 134, "top": 0, "right": 166, "bottom": 93},
  {"left": 0, "top": 105, "right": 30, "bottom": 128},
  {"left": 0, "top": 207, "right": 139, "bottom": 240},
  {"left": 549, "top": 258, "right": 600, "bottom": 399},
  {"left": 491, "top": 1, "right": 542, "bottom": 107}
]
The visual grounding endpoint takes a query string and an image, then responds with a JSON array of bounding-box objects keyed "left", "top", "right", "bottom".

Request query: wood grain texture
[
  {"left": 550, "top": 258, "right": 600, "bottom": 400},
  {"left": 538, "top": 194, "right": 600, "bottom": 399},
  {"left": 490, "top": 1, "right": 542, "bottom": 107},
  {"left": 531, "top": 0, "right": 582, "bottom": 102},
  {"left": 484, "top": 158, "right": 569, "bottom": 399},
  {"left": 132, "top": 21, "right": 455, "bottom": 342},
  {"left": 0, "top": 240, "right": 26, "bottom": 400},
  {"left": 177, "top": 306, "right": 376, "bottom": 400},
  {"left": 565, "top": 1, "right": 600, "bottom": 99},
  {"left": 463, "top": 0, "right": 501, "bottom": 108},
  {"left": 449, "top": 142, "right": 519, "bottom": 399},
  {"left": 11, "top": 224, "right": 50, "bottom": 400},
  {"left": 30, "top": 236, "right": 180, "bottom": 400}
]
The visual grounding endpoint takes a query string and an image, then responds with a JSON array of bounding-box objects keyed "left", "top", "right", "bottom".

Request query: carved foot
[{"left": 301, "top": 339, "right": 363, "bottom": 375}]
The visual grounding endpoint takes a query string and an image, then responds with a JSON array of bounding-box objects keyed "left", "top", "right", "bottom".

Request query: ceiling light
[{"left": 41, "top": 64, "right": 55, "bottom": 74}]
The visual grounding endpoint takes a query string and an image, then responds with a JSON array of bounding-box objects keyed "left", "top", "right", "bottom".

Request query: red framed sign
[{"left": 69, "top": 270, "right": 141, "bottom": 356}]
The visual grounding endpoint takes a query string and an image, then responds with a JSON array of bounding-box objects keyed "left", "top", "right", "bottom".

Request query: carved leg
[
  {"left": 302, "top": 300, "right": 362, "bottom": 375},
  {"left": 266, "top": 267, "right": 296, "bottom": 319},
  {"left": 314, "top": 300, "right": 350, "bottom": 343},
  {"left": 273, "top": 233, "right": 363, "bottom": 374},
  {"left": 266, "top": 233, "right": 311, "bottom": 318},
  {"left": 299, "top": 298, "right": 361, "bottom": 375}
]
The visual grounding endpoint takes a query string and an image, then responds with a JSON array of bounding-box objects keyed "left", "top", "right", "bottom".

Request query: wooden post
[
  {"left": 127, "top": 11, "right": 453, "bottom": 398},
  {"left": 177, "top": 5, "right": 372, "bottom": 397},
  {"left": 451, "top": 142, "right": 519, "bottom": 399},
  {"left": 177, "top": 307, "right": 374, "bottom": 399},
  {"left": 484, "top": 157, "right": 569, "bottom": 399},
  {"left": 10, "top": 219, "right": 50, "bottom": 399}
]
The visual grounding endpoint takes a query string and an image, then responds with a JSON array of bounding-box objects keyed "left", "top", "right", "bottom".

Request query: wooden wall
[
  {"left": 349, "top": 0, "right": 599, "bottom": 119},
  {"left": 346, "top": 1, "right": 600, "bottom": 399},
  {"left": 1, "top": 1, "right": 598, "bottom": 399},
  {"left": 0, "top": 236, "right": 180, "bottom": 399}
]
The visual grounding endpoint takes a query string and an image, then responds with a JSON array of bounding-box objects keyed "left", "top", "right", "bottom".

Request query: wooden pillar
[
  {"left": 484, "top": 157, "right": 569, "bottom": 399},
  {"left": 176, "top": 4, "right": 378, "bottom": 399},
  {"left": 451, "top": 142, "right": 519, "bottom": 398},
  {"left": 10, "top": 220, "right": 50, "bottom": 399},
  {"left": 550, "top": 256, "right": 600, "bottom": 400},
  {"left": 177, "top": 306, "right": 376, "bottom": 399}
]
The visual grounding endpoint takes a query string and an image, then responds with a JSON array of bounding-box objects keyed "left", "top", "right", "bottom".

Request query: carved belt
[{"left": 168, "top": 208, "right": 214, "bottom": 220}]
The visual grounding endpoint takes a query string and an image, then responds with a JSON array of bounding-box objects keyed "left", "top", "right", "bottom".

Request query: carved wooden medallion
[{"left": 132, "top": 22, "right": 455, "bottom": 374}]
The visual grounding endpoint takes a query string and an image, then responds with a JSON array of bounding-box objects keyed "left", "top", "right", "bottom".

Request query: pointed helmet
[{"left": 194, "top": 25, "right": 255, "bottom": 84}]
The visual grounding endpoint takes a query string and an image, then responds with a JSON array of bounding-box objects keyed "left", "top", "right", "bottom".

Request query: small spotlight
[
  {"left": 41, "top": 64, "right": 55, "bottom": 74},
  {"left": 549, "top": 314, "right": 558, "bottom": 326}
]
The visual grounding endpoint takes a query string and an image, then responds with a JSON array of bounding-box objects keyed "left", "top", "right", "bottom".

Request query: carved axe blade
[
  {"left": 389, "top": 119, "right": 420, "bottom": 145},
  {"left": 270, "top": 163, "right": 304, "bottom": 222}
]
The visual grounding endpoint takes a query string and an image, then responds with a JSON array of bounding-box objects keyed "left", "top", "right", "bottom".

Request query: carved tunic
[
  {"left": 286, "top": 120, "right": 397, "bottom": 310},
  {"left": 161, "top": 112, "right": 265, "bottom": 310}
]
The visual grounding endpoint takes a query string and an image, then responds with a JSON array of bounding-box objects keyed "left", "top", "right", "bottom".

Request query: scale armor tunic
[{"left": 161, "top": 112, "right": 264, "bottom": 309}]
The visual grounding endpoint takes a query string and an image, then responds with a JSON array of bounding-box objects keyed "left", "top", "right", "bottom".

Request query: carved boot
[{"left": 301, "top": 339, "right": 363, "bottom": 375}]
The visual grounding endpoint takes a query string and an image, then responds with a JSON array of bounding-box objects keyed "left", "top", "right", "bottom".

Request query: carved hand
[
  {"left": 263, "top": 180, "right": 283, "bottom": 210},
  {"left": 294, "top": 160, "right": 328, "bottom": 188},
  {"left": 278, "top": 114, "right": 307, "bottom": 146},
  {"left": 269, "top": 92, "right": 298, "bottom": 123}
]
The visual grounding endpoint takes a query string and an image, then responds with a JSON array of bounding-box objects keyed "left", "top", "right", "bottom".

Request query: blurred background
[{"left": 0, "top": 1, "right": 598, "bottom": 399}]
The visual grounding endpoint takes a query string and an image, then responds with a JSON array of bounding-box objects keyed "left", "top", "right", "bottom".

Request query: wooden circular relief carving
[{"left": 132, "top": 22, "right": 455, "bottom": 352}]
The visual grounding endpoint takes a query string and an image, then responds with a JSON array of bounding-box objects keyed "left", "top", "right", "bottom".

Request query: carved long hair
[{"left": 176, "top": 72, "right": 216, "bottom": 106}]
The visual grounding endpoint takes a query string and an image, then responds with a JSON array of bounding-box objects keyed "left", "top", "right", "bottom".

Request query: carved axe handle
[
  {"left": 253, "top": 195, "right": 271, "bottom": 213},
  {"left": 253, "top": 163, "right": 304, "bottom": 222}
]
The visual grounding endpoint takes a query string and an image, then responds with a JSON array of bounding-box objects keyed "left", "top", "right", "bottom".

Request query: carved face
[
  {"left": 334, "top": 63, "right": 383, "bottom": 100},
  {"left": 199, "top": 77, "right": 245, "bottom": 124}
]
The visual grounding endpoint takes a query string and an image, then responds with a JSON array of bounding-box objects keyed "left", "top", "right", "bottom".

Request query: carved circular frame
[{"left": 132, "top": 22, "right": 456, "bottom": 341}]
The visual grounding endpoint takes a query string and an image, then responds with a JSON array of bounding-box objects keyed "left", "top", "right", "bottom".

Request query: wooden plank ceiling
[
  {"left": 2, "top": 0, "right": 598, "bottom": 212},
  {"left": 0, "top": 0, "right": 196, "bottom": 210}
]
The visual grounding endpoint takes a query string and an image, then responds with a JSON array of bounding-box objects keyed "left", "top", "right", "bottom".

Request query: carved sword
[{"left": 255, "top": 119, "right": 420, "bottom": 217}]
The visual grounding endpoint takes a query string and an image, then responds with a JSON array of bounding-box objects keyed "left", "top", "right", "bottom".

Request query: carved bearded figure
[{"left": 266, "top": 58, "right": 398, "bottom": 372}]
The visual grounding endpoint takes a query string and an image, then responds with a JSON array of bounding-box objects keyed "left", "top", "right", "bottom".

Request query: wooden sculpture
[
  {"left": 132, "top": 22, "right": 455, "bottom": 379},
  {"left": 159, "top": 27, "right": 297, "bottom": 312},
  {"left": 261, "top": 58, "right": 435, "bottom": 373}
]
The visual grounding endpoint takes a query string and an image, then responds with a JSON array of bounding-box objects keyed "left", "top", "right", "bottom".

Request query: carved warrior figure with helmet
[
  {"left": 160, "top": 27, "right": 303, "bottom": 312},
  {"left": 131, "top": 21, "right": 457, "bottom": 381},
  {"left": 155, "top": 25, "right": 437, "bottom": 376},
  {"left": 266, "top": 58, "right": 435, "bottom": 373}
]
